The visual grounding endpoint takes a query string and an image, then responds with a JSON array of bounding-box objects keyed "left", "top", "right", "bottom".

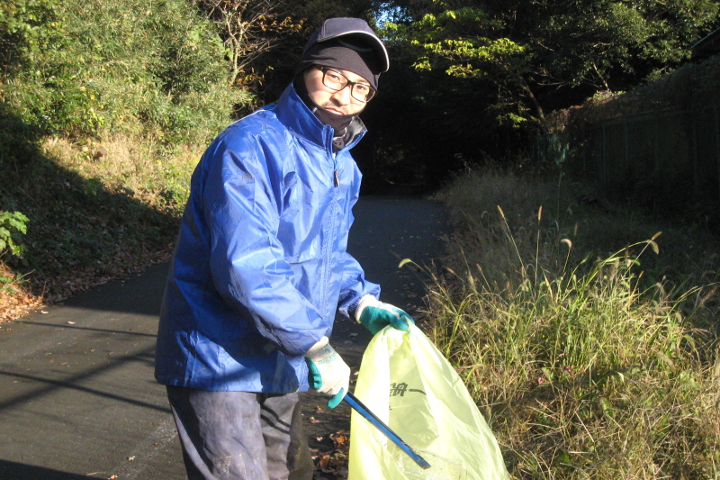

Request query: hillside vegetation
[{"left": 0, "top": 0, "right": 251, "bottom": 319}]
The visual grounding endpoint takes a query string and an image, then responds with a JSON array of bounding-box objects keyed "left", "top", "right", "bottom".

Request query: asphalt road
[{"left": 0, "top": 195, "right": 449, "bottom": 480}]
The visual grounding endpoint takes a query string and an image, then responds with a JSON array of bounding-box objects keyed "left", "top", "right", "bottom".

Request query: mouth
[{"left": 322, "top": 104, "right": 345, "bottom": 115}]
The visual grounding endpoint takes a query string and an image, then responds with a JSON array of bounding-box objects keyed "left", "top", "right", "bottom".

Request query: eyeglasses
[{"left": 317, "top": 66, "right": 376, "bottom": 103}]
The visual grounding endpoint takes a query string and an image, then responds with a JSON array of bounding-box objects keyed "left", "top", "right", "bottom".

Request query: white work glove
[
  {"left": 354, "top": 295, "right": 414, "bottom": 335},
  {"left": 304, "top": 336, "right": 350, "bottom": 409}
]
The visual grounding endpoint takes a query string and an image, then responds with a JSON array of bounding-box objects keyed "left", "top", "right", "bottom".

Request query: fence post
[
  {"left": 602, "top": 120, "right": 608, "bottom": 184},
  {"left": 624, "top": 118, "right": 630, "bottom": 171},
  {"left": 715, "top": 106, "right": 720, "bottom": 201}
]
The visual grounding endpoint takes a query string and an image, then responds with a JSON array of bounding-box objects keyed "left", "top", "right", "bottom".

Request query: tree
[
  {"left": 194, "top": 0, "right": 384, "bottom": 104},
  {"left": 503, "top": 0, "right": 720, "bottom": 91},
  {"left": 193, "top": 0, "right": 303, "bottom": 94},
  {"left": 385, "top": 6, "right": 541, "bottom": 129},
  {"left": 384, "top": 0, "right": 720, "bottom": 131},
  {"left": 361, "top": 0, "right": 720, "bottom": 188}
]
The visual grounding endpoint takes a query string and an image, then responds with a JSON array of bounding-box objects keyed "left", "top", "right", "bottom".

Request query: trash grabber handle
[{"left": 344, "top": 391, "right": 431, "bottom": 469}]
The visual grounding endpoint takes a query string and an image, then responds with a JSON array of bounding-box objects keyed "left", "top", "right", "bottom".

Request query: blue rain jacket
[{"left": 155, "top": 84, "right": 380, "bottom": 393}]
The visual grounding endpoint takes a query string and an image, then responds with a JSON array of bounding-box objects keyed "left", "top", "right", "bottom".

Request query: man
[{"left": 154, "top": 17, "right": 414, "bottom": 480}]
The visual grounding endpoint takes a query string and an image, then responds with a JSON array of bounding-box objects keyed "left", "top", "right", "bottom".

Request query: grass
[
  {"left": 41, "top": 133, "right": 203, "bottom": 215},
  {"left": 419, "top": 167, "right": 720, "bottom": 479}
]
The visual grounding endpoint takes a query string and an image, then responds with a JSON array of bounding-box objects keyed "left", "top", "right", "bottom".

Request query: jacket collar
[{"left": 273, "top": 83, "right": 366, "bottom": 152}]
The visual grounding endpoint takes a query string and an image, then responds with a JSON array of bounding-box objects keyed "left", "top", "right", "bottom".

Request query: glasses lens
[
  {"left": 321, "top": 68, "right": 346, "bottom": 91},
  {"left": 352, "top": 84, "right": 375, "bottom": 103}
]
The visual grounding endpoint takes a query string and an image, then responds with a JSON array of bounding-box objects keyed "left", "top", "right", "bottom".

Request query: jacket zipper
[{"left": 332, "top": 152, "right": 340, "bottom": 187}]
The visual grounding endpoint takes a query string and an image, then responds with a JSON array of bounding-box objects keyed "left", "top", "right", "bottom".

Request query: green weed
[
  {"left": 0, "top": 210, "right": 29, "bottom": 258},
  {"left": 2, "top": 0, "right": 250, "bottom": 144}
]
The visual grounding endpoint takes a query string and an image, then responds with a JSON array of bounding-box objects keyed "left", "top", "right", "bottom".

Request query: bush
[
  {"left": 1, "top": 0, "right": 251, "bottom": 143},
  {"left": 0, "top": 0, "right": 63, "bottom": 75},
  {"left": 0, "top": 100, "right": 43, "bottom": 166}
]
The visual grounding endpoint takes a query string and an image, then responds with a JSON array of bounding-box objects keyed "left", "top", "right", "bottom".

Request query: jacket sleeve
[
  {"left": 337, "top": 251, "right": 380, "bottom": 318},
  {"left": 202, "top": 135, "right": 324, "bottom": 357}
]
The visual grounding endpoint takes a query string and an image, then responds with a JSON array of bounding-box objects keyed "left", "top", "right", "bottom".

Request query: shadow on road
[
  {"left": 0, "top": 195, "right": 449, "bottom": 479},
  {"left": 57, "top": 262, "right": 170, "bottom": 317},
  {"left": 0, "top": 341, "right": 165, "bottom": 413},
  {"left": 0, "top": 459, "right": 104, "bottom": 479},
  {"left": 15, "top": 320, "right": 157, "bottom": 338}
]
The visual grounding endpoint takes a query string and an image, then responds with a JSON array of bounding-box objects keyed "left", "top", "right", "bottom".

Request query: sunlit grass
[
  {"left": 420, "top": 168, "right": 720, "bottom": 479},
  {"left": 42, "top": 132, "right": 202, "bottom": 215}
]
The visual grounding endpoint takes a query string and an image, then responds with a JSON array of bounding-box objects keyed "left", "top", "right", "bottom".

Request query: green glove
[
  {"left": 304, "top": 336, "right": 350, "bottom": 409},
  {"left": 355, "top": 296, "right": 414, "bottom": 335}
]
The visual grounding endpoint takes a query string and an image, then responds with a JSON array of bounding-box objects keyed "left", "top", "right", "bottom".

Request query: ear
[{"left": 302, "top": 66, "right": 315, "bottom": 88}]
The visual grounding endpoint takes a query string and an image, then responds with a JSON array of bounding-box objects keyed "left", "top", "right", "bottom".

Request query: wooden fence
[{"left": 563, "top": 104, "right": 720, "bottom": 206}]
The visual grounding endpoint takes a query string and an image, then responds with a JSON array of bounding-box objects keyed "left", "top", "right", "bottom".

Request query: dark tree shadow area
[{"left": 0, "top": 460, "right": 101, "bottom": 480}]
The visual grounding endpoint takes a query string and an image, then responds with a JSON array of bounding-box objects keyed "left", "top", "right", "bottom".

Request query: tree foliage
[
  {"left": 193, "top": 0, "right": 305, "bottom": 92},
  {"left": 384, "top": 0, "right": 720, "bottom": 133},
  {"left": 503, "top": 0, "right": 720, "bottom": 90},
  {"left": 193, "top": 0, "right": 385, "bottom": 104},
  {"left": 357, "top": 0, "right": 720, "bottom": 187},
  {"left": 385, "top": 7, "right": 539, "bottom": 128}
]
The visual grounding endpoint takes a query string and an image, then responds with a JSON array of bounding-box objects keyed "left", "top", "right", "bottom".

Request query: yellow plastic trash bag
[{"left": 348, "top": 324, "right": 510, "bottom": 480}]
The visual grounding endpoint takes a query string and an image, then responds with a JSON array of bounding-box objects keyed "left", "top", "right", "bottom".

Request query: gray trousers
[{"left": 167, "top": 386, "right": 314, "bottom": 480}]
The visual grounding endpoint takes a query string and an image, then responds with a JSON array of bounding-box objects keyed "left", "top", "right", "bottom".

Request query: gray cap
[{"left": 302, "top": 17, "right": 389, "bottom": 73}]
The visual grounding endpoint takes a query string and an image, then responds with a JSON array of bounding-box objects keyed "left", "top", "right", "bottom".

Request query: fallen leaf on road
[{"left": 312, "top": 430, "right": 351, "bottom": 479}]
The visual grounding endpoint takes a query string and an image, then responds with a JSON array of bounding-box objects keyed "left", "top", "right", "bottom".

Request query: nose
[{"left": 331, "top": 85, "right": 353, "bottom": 105}]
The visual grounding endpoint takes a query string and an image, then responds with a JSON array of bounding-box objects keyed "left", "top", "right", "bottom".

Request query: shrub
[{"left": 1, "top": 0, "right": 250, "bottom": 143}]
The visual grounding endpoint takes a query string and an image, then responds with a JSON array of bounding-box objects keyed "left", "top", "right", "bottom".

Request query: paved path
[{"left": 0, "top": 196, "right": 449, "bottom": 480}]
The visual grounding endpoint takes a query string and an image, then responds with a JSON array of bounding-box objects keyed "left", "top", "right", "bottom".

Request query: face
[{"left": 303, "top": 66, "right": 369, "bottom": 116}]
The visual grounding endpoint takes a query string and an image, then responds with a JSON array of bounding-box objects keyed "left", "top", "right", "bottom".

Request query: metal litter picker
[{"left": 345, "top": 391, "right": 431, "bottom": 469}]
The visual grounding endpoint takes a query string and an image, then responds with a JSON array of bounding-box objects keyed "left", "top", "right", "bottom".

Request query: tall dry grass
[{"left": 421, "top": 168, "right": 720, "bottom": 479}]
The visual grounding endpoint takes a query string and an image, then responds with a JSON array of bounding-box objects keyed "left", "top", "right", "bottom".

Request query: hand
[
  {"left": 355, "top": 296, "right": 414, "bottom": 335},
  {"left": 304, "top": 336, "right": 350, "bottom": 409}
]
